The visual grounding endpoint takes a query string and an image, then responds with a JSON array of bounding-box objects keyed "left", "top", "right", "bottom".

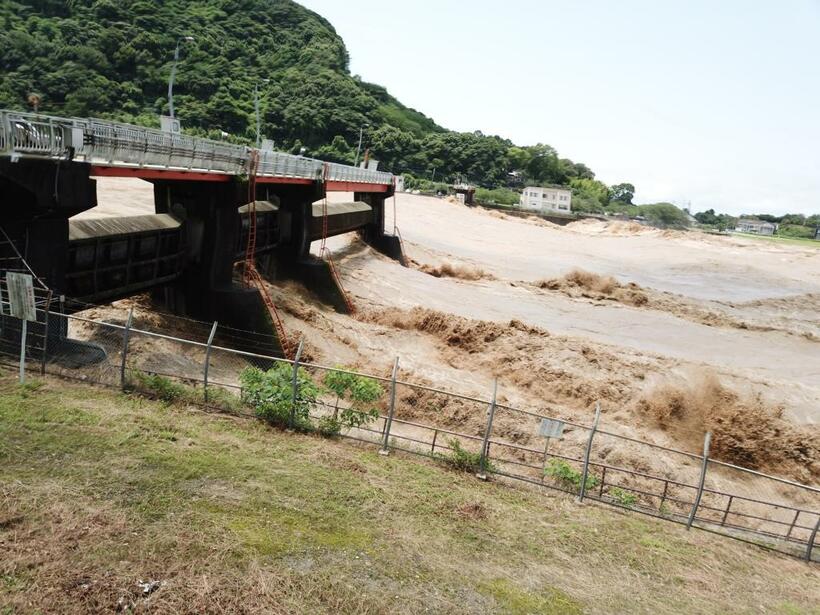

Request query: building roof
[
  {"left": 737, "top": 218, "right": 776, "bottom": 227},
  {"left": 523, "top": 185, "right": 571, "bottom": 191}
]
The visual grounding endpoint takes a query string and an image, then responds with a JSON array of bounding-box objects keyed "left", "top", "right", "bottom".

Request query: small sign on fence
[
  {"left": 6, "top": 272, "right": 36, "bottom": 322},
  {"left": 539, "top": 418, "right": 565, "bottom": 439}
]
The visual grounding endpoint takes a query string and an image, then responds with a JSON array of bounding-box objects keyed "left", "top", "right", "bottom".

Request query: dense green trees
[{"left": 0, "top": 0, "right": 599, "bottom": 190}]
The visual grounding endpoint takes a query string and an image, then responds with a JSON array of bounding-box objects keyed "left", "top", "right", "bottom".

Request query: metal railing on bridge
[{"left": 0, "top": 110, "right": 393, "bottom": 186}]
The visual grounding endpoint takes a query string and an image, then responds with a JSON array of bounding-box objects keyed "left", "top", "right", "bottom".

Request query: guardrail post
[
  {"left": 476, "top": 379, "right": 498, "bottom": 480},
  {"left": 202, "top": 321, "right": 218, "bottom": 403},
  {"left": 119, "top": 307, "right": 134, "bottom": 390},
  {"left": 379, "top": 357, "right": 400, "bottom": 455},
  {"left": 288, "top": 340, "right": 304, "bottom": 429},
  {"left": 806, "top": 515, "right": 820, "bottom": 562},
  {"left": 19, "top": 318, "right": 27, "bottom": 384},
  {"left": 687, "top": 431, "right": 712, "bottom": 530},
  {"left": 578, "top": 402, "right": 601, "bottom": 501}
]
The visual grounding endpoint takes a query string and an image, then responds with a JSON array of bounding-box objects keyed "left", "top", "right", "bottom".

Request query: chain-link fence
[{"left": 1, "top": 301, "right": 818, "bottom": 563}]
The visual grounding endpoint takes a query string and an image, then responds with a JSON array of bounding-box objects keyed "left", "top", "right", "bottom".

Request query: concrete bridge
[{"left": 0, "top": 110, "right": 404, "bottom": 356}]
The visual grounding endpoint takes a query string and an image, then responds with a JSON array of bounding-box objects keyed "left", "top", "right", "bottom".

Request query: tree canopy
[{"left": 0, "top": 0, "right": 598, "bottom": 190}]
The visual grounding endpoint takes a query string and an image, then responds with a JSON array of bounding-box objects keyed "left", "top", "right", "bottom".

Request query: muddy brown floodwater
[{"left": 77, "top": 181, "right": 820, "bottom": 487}]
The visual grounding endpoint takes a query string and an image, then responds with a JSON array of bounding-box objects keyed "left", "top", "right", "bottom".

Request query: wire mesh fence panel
[
  {"left": 0, "top": 299, "right": 817, "bottom": 563},
  {"left": 385, "top": 380, "right": 492, "bottom": 463},
  {"left": 124, "top": 328, "right": 208, "bottom": 387},
  {"left": 583, "top": 429, "right": 705, "bottom": 522},
  {"left": 700, "top": 460, "right": 820, "bottom": 560},
  {"left": 43, "top": 313, "right": 125, "bottom": 387}
]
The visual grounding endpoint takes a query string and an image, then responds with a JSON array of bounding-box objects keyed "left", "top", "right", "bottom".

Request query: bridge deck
[{"left": 0, "top": 110, "right": 393, "bottom": 192}]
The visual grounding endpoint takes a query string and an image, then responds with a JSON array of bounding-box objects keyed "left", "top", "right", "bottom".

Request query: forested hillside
[{"left": 0, "top": 0, "right": 604, "bottom": 192}]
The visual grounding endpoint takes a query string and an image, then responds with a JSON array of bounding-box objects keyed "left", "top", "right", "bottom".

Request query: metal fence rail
[
  {"left": 0, "top": 110, "right": 393, "bottom": 186},
  {"left": 1, "top": 301, "right": 818, "bottom": 563}
]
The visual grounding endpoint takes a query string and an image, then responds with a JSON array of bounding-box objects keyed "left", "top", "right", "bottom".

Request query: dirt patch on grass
[
  {"left": 637, "top": 375, "right": 820, "bottom": 482},
  {"left": 454, "top": 502, "right": 488, "bottom": 521}
]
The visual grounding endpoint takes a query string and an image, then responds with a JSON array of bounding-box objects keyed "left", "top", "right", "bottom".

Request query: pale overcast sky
[{"left": 298, "top": 0, "right": 820, "bottom": 216}]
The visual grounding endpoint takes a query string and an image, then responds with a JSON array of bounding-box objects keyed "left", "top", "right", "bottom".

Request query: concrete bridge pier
[
  {"left": 355, "top": 191, "right": 406, "bottom": 266},
  {"left": 152, "top": 180, "right": 285, "bottom": 355},
  {"left": 0, "top": 159, "right": 105, "bottom": 362},
  {"left": 265, "top": 183, "right": 357, "bottom": 313}
]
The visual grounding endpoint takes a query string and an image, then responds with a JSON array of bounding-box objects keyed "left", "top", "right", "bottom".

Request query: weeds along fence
[{"left": 1, "top": 301, "right": 818, "bottom": 564}]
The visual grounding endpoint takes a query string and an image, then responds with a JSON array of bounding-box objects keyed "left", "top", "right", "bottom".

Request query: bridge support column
[
  {"left": 153, "top": 180, "right": 286, "bottom": 355},
  {"left": 355, "top": 192, "right": 406, "bottom": 266}
]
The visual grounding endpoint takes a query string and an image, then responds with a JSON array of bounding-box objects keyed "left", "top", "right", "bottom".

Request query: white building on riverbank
[{"left": 520, "top": 186, "right": 572, "bottom": 213}]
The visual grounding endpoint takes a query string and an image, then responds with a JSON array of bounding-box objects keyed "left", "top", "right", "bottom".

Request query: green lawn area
[
  {"left": 733, "top": 232, "right": 820, "bottom": 247},
  {"left": 1, "top": 376, "right": 817, "bottom": 614}
]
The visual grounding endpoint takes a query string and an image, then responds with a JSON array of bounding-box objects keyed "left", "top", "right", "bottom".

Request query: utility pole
[
  {"left": 255, "top": 79, "right": 270, "bottom": 147},
  {"left": 354, "top": 123, "right": 368, "bottom": 167},
  {"left": 168, "top": 36, "right": 195, "bottom": 118}
]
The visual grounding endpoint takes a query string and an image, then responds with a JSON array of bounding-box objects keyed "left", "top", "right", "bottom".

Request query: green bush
[
  {"left": 240, "top": 364, "right": 318, "bottom": 431},
  {"left": 543, "top": 459, "right": 599, "bottom": 492},
  {"left": 637, "top": 203, "right": 690, "bottom": 229},
  {"left": 475, "top": 187, "right": 520, "bottom": 206},
  {"left": 131, "top": 372, "right": 190, "bottom": 403},
  {"left": 608, "top": 486, "right": 638, "bottom": 508},
  {"left": 436, "top": 439, "right": 495, "bottom": 474},
  {"left": 322, "top": 368, "right": 383, "bottom": 436},
  {"left": 777, "top": 224, "right": 814, "bottom": 239}
]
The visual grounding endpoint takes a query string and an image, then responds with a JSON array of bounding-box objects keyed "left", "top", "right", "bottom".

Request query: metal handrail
[{"left": 0, "top": 109, "right": 393, "bottom": 185}]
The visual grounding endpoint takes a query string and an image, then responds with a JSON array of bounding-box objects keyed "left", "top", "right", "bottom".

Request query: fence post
[
  {"left": 119, "top": 307, "right": 134, "bottom": 390},
  {"left": 288, "top": 339, "right": 304, "bottom": 429},
  {"left": 659, "top": 481, "right": 669, "bottom": 513},
  {"left": 19, "top": 318, "right": 27, "bottom": 384},
  {"left": 687, "top": 431, "right": 712, "bottom": 530},
  {"left": 202, "top": 321, "right": 218, "bottom": 403},
  {"left": 379, "top": 357, "right": 399, "bottom": 455},
  {"left": 720, "top": 496, "right": 734, "bottom": 527},
  {"left": 476, "top": 379, "right": 498, "bottom": 480},
  {"left": 578, "top": 402, "right": 601, "bottom": 501},
  {"left": 785, "top": 509, "right": 800, "bottom": 540},
  {"left": 39, "top": 291, "right": 53, "bottom": 376},
  {"left": 806, "top": 515, "right": 820, "bottom": 563}
]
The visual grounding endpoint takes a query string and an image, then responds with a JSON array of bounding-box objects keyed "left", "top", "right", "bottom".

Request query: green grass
[
  {"left": 733, "top": 232, "right": 820, "bottom": 247},
  {"left": 0, "top": 376, "right": 818, "bottom": 614}
]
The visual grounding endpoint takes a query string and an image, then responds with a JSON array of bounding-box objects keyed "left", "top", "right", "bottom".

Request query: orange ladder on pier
[{"left": 242, "top": 151, "right": 293, "bottom": 359}]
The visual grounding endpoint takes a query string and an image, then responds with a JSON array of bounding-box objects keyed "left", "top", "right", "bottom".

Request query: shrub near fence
[{"left": 1, "top": 301, "right": 818, "bottom": 563}]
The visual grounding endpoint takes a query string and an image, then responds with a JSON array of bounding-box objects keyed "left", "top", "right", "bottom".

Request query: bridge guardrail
[{"left": 0, "top": 110, "right": 392, "bottom": 186}]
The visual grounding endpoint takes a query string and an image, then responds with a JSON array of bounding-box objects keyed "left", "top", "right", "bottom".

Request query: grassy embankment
[
  {"left": 1, "top": 376, "right": 817, "bottom": 614},
  {"left": 733, "top": 232, "right": 820, "bottom": 247}
]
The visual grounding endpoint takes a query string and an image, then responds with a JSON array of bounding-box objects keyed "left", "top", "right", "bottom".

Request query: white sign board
[
  {"left": 539, "top": 418, "right": 565, "bottom": 439},
  {"left": 159, "top": 115, "right": 181, "bottom": 134},
  {"left": 6, "top": 272, "right": 36, "bottom": 322}
]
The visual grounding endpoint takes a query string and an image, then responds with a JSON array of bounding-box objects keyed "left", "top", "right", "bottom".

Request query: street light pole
[
  {"left": 168, "top": 36, "right": 194, "bottom": 119},
  {"left": 255, "top": 79, "right": 270, "bottom": 148},
  {"left": 354, "top": 123, "right": 368, "bottom": 167}
]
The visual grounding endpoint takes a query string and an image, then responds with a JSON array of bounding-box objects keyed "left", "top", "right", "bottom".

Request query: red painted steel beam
[
  {"left": 90, "top": 166, "right": 232, "bottom": 182},
  {"left": 326, "top": 181, "right": 390, "bottom": 193},
  {"left": 255, "top": 176, "right": 314, "bottom": 185}
]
